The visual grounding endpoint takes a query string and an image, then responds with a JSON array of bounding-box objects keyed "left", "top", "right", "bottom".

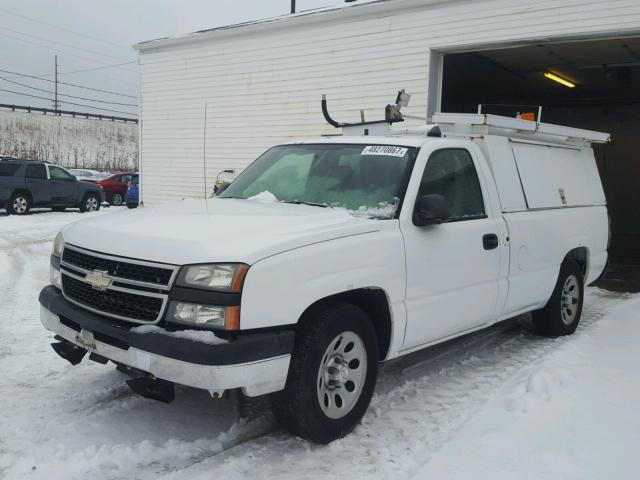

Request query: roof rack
[{"left": 432, "top": 113, "right": 610, "bottom": 145}]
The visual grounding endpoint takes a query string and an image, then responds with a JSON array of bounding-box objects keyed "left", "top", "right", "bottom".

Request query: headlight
[
  {"left": 177, "top": 263, "right": 249, "bottom": 292},
  {"left": 52, "top": 232, "right": 64, "bottom": 258},
  {"left": 167, "top": 302, "right": 240, "bottom": 330}
]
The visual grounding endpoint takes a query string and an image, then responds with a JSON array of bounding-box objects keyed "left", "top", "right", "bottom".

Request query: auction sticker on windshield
[{"left": 361, "top": 145, "right": 408, "bottom": 157}]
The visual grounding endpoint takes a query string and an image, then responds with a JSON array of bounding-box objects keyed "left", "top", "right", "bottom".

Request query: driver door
[
  {"left": 400, "top": 147, "right": 501, "bottom": 351},
  {"left": 47, "top": 165, "right": 78, "bottom": 205}
]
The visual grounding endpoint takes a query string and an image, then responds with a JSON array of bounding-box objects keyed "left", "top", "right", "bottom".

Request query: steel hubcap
[
  {"left": 561, "top": 274, "right": 580, "bottom": 325},
  {"left": 86, "top": 197, "right": 98, "bottom": 211},
  {"left": 316, "top": 331, "right": 367, "bottom": 419},
  {"left": 13, "top": 197, "right": 27, "bottom": 213},
  {"left": 112, "top": 194, "right": 122, "bottom": 205}
]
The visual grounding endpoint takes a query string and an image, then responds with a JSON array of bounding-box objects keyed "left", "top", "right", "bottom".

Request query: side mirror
[
  {"left": 214, "top": 181, "right": 231, "bottom": 196},
  {"left": 70, "top": 175, "right": 77, "bottom": 182},
  {"left": 413, "top": 194, "right": 451, "bottom": 226}
]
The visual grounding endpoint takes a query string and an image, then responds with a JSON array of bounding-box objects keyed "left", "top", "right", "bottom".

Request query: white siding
[{"left": 138, "top": 0, "right": 640, "bottom": 204}]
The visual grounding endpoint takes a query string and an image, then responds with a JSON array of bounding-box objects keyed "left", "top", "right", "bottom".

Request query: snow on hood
[{"left": 61, "top": 198, "right": 383, "bottom": 265}]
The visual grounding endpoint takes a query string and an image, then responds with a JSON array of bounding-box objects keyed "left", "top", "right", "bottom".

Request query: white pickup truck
[{"left": 40, "top": 113, "right": 609, "bottom": 444}]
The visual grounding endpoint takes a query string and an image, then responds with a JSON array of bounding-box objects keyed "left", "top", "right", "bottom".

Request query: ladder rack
[{"left": 432, "top": 113, "right": 610, "bottom": 145}]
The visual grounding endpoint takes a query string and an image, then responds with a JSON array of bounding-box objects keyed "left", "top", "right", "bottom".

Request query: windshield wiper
[{"left": 280, "top": 200, "right": 329, "bottom": 208}]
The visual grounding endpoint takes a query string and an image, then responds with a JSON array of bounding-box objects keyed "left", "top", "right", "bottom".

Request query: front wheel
[
  {"left": 532, "top": 259, "right": 584, "bottom": 337},
  {"left": 80, "top": 193, "right": 101, "bottom": 213},
  {"left": 273, "top": 302, "right": 378, "bottom": 444}
]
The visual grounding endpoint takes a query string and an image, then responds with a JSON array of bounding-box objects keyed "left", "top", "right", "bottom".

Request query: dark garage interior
[{"left": 441, "top": 37, "right": 640, "bottom": 290}]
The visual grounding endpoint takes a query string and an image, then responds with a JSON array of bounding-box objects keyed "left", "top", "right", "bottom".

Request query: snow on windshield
[
  {"left": 245, "top": 190, "right": 399, "bottom": 218},
  {"left": 247, "top": 191, "right": 278, "bottom": 203}
]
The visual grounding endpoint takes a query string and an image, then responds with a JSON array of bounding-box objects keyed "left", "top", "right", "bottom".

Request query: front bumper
[{"left": 39, "top": 285, "right": 293, "bottom": 397}]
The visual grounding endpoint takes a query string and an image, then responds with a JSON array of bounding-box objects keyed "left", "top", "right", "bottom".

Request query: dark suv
[{"left": 0, "top": 160, "right": 104, "bottom": 215}]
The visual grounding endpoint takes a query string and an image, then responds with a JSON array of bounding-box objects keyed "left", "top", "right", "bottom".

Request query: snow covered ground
[{"left": 1, "top": 209, "right": 639, "bottom": 480}]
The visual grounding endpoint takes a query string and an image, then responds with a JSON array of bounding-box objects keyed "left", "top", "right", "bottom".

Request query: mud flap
[
  {"left": 126, "top": 376, "right": 175, "bottom": 404},
  {"left": 51, "top": 340, "right": 87, "bottom": 365}
]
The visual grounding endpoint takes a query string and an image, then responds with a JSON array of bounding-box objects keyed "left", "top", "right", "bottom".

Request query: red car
[{"left": 89, "top": 172, "right": 136, "bottom": 206}]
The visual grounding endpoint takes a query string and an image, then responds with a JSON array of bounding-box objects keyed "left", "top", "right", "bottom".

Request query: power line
[
  {"left": 1, "top": 27, "right": 135, "bottom": 65},
  {"left": 0, "top": 75, "right": 139, "bottom": 106},
  {"left": 0, "top": 32, "right": 137, "bottom": 74},
  {"left": 0, "top": 7, "right": 131, "bottom": 51},
  {"left": 0, "top": 68, "right": 137, "bottom": 99},
  {"left": 0, "top": 87, "right": 138, "bottom": 117},
  {"left": 61, "top": 61, "right": 137, "bottom": 75}
]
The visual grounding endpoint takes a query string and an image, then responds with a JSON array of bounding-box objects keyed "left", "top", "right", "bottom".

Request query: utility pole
[
  {"left": 54, "top": 54, "right": 59, "bottom": 114},
  {"left": 291, "top": 0, "right": 295, "bottom": 14}
]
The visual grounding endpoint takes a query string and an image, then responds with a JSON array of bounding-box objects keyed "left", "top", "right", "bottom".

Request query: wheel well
[
  {"left": 10, "top": 189, "right": 32, "bottom": 202},
  {"left": 298, "top": 288, "right": 393, "bottom": 361},
  {"left": 83, "top": 191, "right": 100, "bottom": 201},
  {"left": 565, "top": 247, "right": 588, "bottom": 278}
]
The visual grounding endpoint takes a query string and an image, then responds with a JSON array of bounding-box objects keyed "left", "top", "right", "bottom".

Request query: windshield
[{"left": 220, "top": 144, "right": 418, "bottom": 218}]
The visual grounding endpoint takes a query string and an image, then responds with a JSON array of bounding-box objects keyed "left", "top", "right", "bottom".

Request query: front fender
[{"left": 240, "top": 226, "right": 406, "bottom": 349}]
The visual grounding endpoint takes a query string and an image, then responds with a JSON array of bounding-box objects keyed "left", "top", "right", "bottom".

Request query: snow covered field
[
  {"left": 0, "top": 110, "right": 137, "bottom": 171},
  {"left": 1, "top": 210, "right": 639, "bottom": 479}
]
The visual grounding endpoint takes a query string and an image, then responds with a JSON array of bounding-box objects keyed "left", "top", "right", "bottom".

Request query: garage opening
[{"left": 440, "top": 37, "right": 640, "bottom": 266}]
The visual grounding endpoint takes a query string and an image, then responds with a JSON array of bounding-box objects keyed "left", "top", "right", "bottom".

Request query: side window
[
  {"left": 419, "top": 149, "right": 486, "bottom": 221},
  {"left": 120, "top": 175, "right": 132, "bottom": 184},
  {"left": 0, "top": 163, "right": 21, "bottom": 176},
  {"left": 49, "top": 166, "right": 74, "bottom": 181},
  {"left": 26, "top": 164, "right": 47, "bottom": 179}
]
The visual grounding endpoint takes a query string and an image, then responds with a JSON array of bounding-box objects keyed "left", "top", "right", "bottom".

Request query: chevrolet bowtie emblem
[{"left": 85, "top": 270, "right": 112, "bottom": 290}]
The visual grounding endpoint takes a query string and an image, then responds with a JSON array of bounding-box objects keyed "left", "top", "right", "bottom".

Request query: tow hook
[
  {"left": 51, "top": 339, "right": 87, "bottom": 365},
  {"left": 126, "top": 376, "right": 175, "bottom": 404}
]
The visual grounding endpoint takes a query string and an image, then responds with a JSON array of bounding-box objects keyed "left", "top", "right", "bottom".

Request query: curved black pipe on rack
[{"left": 321, "top": 94, "right": 392, "bottom": 129}]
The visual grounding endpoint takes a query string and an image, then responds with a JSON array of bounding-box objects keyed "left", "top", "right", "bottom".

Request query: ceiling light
[{"left": 544, "top": 72, "right": 575, "bottom": 88}]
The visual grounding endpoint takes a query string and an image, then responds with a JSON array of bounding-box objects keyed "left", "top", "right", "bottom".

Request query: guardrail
[{"left": 0, "top": 103, "right": 138, "bottom": 124}]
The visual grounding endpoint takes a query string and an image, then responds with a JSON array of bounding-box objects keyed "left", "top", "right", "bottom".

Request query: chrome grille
[
  {"left": 60, "top": 244, "right": 179, "bottom": 324},
  {"left": 62, "top": 246, "right": 174, "bottom": 286}
]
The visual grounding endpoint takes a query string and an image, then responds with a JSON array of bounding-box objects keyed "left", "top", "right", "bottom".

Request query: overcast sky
[{"left": 0, "top": 0, "right": 347, "bottom": 119}]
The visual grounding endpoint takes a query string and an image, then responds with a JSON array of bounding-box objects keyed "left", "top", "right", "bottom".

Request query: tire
[
  {"left": 80, "top": 193, "right": 101, "bottom": 213},
  {"left": 111, "top": 192, "right": 124, "bottom": 206},
  {"left": 51, "top": 206, "right": 66, "bottom": 212},
  {"left": 8, "top": 191, "right": 31, "bottom": 215},
  {"left": 273, "top": 302, "right": 378, "bottom": 444},
  {"left": 532, "top": 259, "right": 584, "bottom": 337},
  {"left": 126, "top": 203, "right": 138, "bottom": 209}
]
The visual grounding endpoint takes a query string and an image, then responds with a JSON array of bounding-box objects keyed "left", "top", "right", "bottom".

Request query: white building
[{"left": 135, "top": 0, "right": 640, "bottom": 259}]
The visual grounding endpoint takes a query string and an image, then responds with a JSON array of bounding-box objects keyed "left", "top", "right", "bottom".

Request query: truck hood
[{"left": 61, "top": 198, "right": 383, "bottom": 265}]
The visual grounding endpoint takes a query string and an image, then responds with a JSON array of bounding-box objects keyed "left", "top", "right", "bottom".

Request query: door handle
[{"left": 482, "top": 233, "right": 499, "bottom": 250}]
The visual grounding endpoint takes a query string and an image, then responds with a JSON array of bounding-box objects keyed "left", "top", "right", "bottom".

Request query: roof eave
[{"left": 133, "top": 0, "right": 452, "bottom": 53}]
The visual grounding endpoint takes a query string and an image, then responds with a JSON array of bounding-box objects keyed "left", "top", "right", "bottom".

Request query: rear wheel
[
  {"left": 532, "top": 259, "right": 584, "bottom": 337},
  {"left": 273, "top": 302, "right": 378, "bottom": 444},
  {"left": 111, "top": 192, "right": 124, "bottom": 206},
  {"left": 126, "top": 203, "right": 138, "bottom": 209},
  {"left": 80, "top": 193, "right": 101, "bottom": 213},
  {"left": 8, "top": 192, "right": 31, "bottom": 215}
]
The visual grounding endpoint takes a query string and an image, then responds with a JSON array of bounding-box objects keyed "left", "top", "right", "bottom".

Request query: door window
[
  {"left": 25, "top": 164, "right": 47, "bottom": 179},
  {"left": 419, "top": 149, "right": 485, "bottom": 221},
  {"left": 49, "top": 166, "right": 74, "bottom": 181}
]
